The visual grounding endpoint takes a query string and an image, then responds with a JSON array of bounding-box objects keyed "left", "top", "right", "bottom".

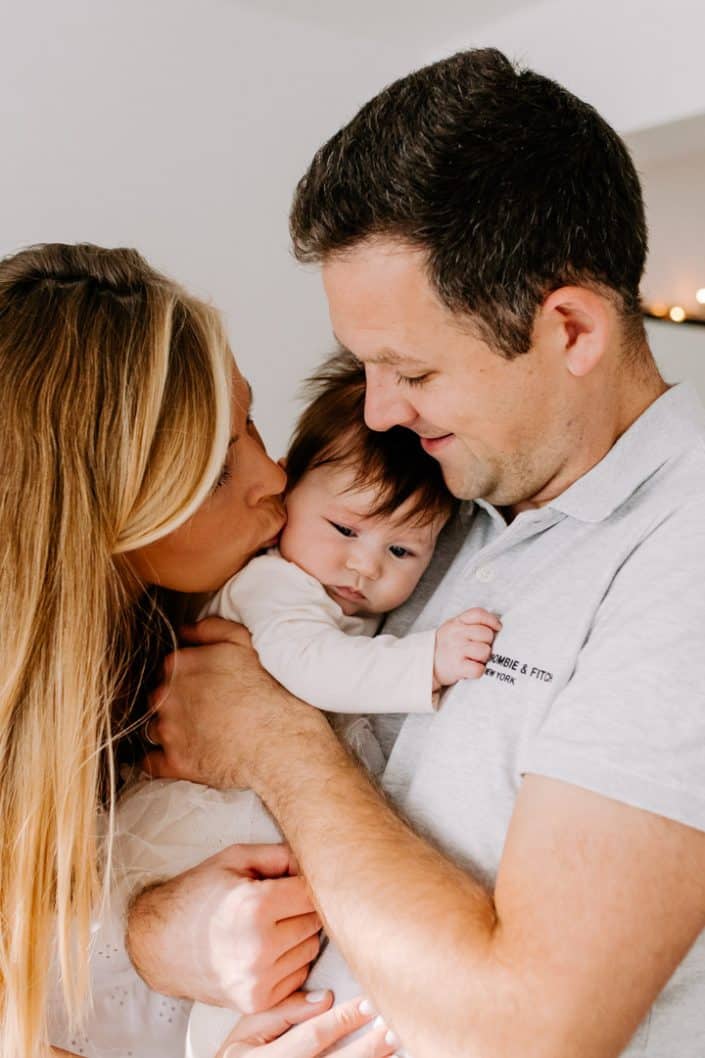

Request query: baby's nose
[{"left": 346, "top": 549, "right": 381, "bottom": 581}]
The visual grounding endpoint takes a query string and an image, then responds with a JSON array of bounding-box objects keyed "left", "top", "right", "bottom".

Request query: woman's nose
[{"left": 249, "top": 440, "right": 287, "bottom": 504}]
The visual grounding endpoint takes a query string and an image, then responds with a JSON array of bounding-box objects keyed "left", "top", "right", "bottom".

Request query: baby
[
  {"left": 48, "top": 357, "right": 499, "bottom": 1058},
  {"left": 204, "top": 355, "right": 500, "bottom": 772}
]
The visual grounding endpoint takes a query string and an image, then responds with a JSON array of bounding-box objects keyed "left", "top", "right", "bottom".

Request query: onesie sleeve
[{"left": 208, "top": 554, "right": 438, "bottom": 714}]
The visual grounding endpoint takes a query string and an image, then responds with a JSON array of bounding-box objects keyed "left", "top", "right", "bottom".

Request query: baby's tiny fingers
[
  {"left": 457, "top": 609, "right": 502, "bottom": 630},
  {"left": 463, "top": 624, "right": 496, "bottom": 645},
  {"left": 460, "top": 659, "right": 487, "bottom": 680},
  {"left": 464, "top": 641, "right": 492, "bottom": 664}
]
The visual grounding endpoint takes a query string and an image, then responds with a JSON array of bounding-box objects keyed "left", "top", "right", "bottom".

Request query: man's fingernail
[
  {"left": 358, "top": 998, "right": 376, "bottom": 1015},
  {"left": 305, "top": 989, "right": 329, "bottom": 1003}
]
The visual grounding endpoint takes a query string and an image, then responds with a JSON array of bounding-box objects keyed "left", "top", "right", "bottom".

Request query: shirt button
[{"left": 475, "top": 564, "right": 495, "bottom": 583}]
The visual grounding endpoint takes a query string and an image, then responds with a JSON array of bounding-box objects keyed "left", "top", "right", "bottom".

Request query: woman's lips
[
  {"left": 260, "top": 505, "right": 287, "bottom": 549},
  {"left": 420, "top": 433, "right": 454, "bottom": 454}
]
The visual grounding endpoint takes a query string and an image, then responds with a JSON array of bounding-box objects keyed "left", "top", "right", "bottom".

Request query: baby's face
[{"left": 279, "top": 463, "right": 447, "bottom": 616}]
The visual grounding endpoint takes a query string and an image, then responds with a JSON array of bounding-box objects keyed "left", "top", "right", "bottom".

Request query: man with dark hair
[{"left": 137, "top": 49, "right": 705, "bottom": 1057}]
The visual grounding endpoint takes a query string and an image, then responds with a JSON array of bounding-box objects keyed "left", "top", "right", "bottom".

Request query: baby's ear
[{"left": 277, "top": 456, "right": 287, "bottom": 471}]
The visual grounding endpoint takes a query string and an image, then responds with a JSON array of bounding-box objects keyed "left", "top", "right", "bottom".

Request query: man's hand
[
  {"left": 144, "top": 618, "right": 333, "bottom": 791},
  {"left": 127, "top": 843, "right": 322, "bottom": 1011},
  {"left": 433, "top": 607, "right": 501, "bottom": 687}
]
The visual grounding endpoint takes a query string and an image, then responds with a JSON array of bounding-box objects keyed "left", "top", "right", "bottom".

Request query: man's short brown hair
[{"left": 286, "top": 352, "right": 458, "bottom": 526}]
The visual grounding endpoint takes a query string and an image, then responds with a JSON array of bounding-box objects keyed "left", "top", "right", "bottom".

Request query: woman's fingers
[
  {"left": 219, "top": 990, "right": 333, "bottom": 1054},
  {"left": 333, "top": 1022, "right": 399, "bottom": 1058},
  {"left": 219, "top": 994, "right": 400, "bottom": 1058},
  {"left": 264, "top": 996, "right": 386, "bottom": 1058}
]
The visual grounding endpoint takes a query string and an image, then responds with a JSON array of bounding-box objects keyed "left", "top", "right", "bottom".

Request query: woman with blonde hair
[{"left": 0, "top": 243, "right": 395, "bottom": 1058}]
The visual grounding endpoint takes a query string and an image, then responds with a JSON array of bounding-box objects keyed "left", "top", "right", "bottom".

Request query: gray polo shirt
[{"left": 315, "top": 382, "right": 705, "bottom": 1055}]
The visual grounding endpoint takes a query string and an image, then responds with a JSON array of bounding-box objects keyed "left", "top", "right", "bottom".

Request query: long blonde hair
[{"left": 0, "top": 243, "right": 232, "bottom": 1057}]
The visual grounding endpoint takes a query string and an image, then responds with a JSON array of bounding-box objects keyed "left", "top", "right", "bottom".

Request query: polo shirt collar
[{"left": 545, "top": 382, "right": 705, "bottom": 524}]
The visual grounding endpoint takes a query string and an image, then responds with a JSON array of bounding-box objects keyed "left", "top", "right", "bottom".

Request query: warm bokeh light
[
  {"left": 669, "top": 305, "right": 686, "bottom": 323},
  {"left": 696, "top": 288, "right": 705, "bottom": 305},
  {"left": 648, "top": 303, "right": 669, "bottom": 318}
]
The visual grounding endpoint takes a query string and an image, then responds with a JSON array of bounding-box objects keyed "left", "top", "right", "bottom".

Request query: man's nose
[{"left": 364, "top": 373, "right": 416, "bottom": 432}]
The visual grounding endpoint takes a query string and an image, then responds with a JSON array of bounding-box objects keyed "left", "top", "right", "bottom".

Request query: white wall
[
  {"left": 638, "top": 149, "right": 705, "bottom": 317},
  {"left": 648, "top": 321, "right": 705, "bottom": 403},
  {"left": 454, "top": 0, "right": 705, "bottom": 135},
  {"left": 0, "top": 0, "right": 419, "bottom": 456},
  {"left": 3, "top": 1, "right": 704, "bottom": 458}
]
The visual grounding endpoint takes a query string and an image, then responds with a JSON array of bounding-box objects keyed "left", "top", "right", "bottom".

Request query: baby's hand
[{"left": 433, "top": 608, "right": 501, "bottom": 688}]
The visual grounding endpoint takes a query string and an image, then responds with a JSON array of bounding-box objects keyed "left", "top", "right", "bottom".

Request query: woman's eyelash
[
  {"left": 214, "top": 414, "right": 255, "bottom": 492},
  {"left": 213, "top": 463, "right": 232, "bottom": 491}
]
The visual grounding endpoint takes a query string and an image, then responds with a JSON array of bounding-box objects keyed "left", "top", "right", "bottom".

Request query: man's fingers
[
  {"left": 219, "top": 842, "right": 299, "bottom": 881},
  {"left": 273, "top": 932, "right": 321, "bottom": 981},
  {"left": 161, "top": 640, "right": 246, "bottom": 682},
  {"left": 180, "top": 616, "right": 253, "bottom": 647},
  {"left": 221, "top": 990, "right": 333, "bottom": 1053},
  {"left": 265, "top": 964, "right": 311, "bottom": 1011},
  {"left": 261, "top": 875, "right": 319, "bottom": 919},
  {"left": 273, "top": 911, "right": 322, "bottom": 958}
]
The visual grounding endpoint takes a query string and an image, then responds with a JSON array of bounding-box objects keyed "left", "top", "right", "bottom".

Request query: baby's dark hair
[{"left": 286, "top": 352, "right": 459, "bottom": 527}]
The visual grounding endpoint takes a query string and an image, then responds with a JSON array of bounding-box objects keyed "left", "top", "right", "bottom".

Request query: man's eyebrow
[{"left": 333, "top": 336, "right": 425, "bottom": 368}]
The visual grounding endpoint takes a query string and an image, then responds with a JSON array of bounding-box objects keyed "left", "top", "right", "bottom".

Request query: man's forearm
[
  {"left": 252, "top": 729, "right": 508, "bottom": 1058},
  {"left": 150, "top": 634, "right": 697, "bottom": 1058}
]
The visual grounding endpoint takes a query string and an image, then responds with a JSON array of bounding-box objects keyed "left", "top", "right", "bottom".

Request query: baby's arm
[
  {"left": 209, "top": 555, "right": 438, "bottom": 714},
  {"left": 433, "top": 608, "right": 502, "bottom": 689}
]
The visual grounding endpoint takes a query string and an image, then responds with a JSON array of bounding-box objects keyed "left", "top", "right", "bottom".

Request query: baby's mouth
[{"left": 330, "top": 585, "right": 366, "bottom": 602}]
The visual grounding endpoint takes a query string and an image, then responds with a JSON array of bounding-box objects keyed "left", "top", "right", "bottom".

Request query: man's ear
[
  {"left": 540, "top": 286, "right": 611, "bottom": 378},
  {"left": 277, "top": 456, "right": 287, "bottom": 471}
]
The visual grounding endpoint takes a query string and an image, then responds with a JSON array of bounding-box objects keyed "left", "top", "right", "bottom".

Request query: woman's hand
[
  {"left": 216, "top": 992, "right": 400, "bottom": 1058},
  {"left": 127, "top": 843, "right": 322, "bottom": 1011},
  {"left": 144, "top": 618, "right": 334, "bottom": 791}
]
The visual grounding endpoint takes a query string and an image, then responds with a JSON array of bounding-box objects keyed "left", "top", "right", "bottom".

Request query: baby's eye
[
  {"left": 389, "top": 544, "right": 413, "bottom": 559},
  {"left": 329, "top": 521, "right": 355, "bottom": 538}
]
